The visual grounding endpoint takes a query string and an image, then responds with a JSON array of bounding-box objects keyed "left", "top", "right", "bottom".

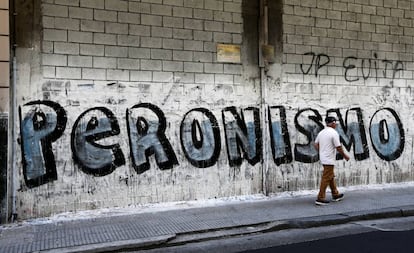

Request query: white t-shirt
[{"left": 314, "top": 127, "right": 341, "bottom": 165}]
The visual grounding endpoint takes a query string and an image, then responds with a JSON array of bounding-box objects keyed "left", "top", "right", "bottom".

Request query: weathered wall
[
  {"left": 265, "top": 0, "right": 414, "bottom": 192},
  {"left": 0, "top": 115, "right": 7, "bottom": 223},
  {"left": 0, "top": 0, "right": 9, "bottom": 109},
  {"left": 12, "top": 0, "right": 414, "bottom": 220},
  {"left": 15, "top": 0, "right": 262, "bottom": 219},
  {"left": 0, "top": 0, "right": 9, "bottom": 223}
]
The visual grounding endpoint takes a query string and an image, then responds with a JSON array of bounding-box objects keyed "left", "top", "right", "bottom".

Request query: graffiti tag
[{"left": 300, "top": 52, "right": 405, "bottom": 83}]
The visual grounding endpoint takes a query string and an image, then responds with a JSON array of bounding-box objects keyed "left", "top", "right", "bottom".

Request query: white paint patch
[{"left": 3, "top": 182, "right": 412, "bottom": 228}]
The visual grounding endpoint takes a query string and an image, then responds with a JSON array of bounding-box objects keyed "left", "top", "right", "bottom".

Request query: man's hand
[
  {"left": 337, "top": 146, "right": 350, "bottom": 161},
  {"left": 344, "top": 154, "right": 350, "bottom": 161}
]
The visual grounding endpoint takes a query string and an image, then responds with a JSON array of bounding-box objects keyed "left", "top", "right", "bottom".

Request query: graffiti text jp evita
[{"left": 300, "top": 52, "right": 405, "bottom": 83}]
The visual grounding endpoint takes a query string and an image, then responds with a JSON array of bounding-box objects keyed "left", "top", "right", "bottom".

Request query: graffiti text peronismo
[{"left": 20, "top": 101, "right": 405, "bottom": 188}]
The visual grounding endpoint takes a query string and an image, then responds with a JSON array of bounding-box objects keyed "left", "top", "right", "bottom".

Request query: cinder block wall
[
  {"left": 0, "top": 0, "right": 9, "bottom": 223},
  {"left": 0, "top": 0, "right": 9, "bottom": 111},
  {"left": 15, "top": 0, "right": 262, "bottom": 219},
  {"left": 13, "top": 0, "right": 414, "bottom": 220},
  {"left": 265, "top": 0, "right": 414, "bottom": 192}
]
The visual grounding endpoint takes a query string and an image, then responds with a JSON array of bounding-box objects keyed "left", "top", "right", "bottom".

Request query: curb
[
  {"left": 40, "top": 235, "right": 176, "bottom": 253},
  {"left": 15, "top": 205, "right": 414, "bottom": 253},
  {"left": 144, "top": 205, "right": 414, "bottom": 250},
  {"left": 285, "top": 205, "right": 414, "bottom": 229}
]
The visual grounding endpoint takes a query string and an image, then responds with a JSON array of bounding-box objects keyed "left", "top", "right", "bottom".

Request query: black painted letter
[
  {"left": 328, "top": 108, "right": 369, "bottom": 161},
  {"left": 71, "top": 107, "right": 125, "bottom": 176},
  {"left": 268, "top": 106, "right": 292, "bottom": 165},
  {"left": 369, "top": 108, "right": 404, "bottom": 161},
  {"left": 19, "top": 101, "right": 67, "bottom": 188},
  {"left": 181, "top": 108, "right": 221, "bottom": 168},
  {"left": 222, "top": 106, "right": 261, "bottom": 166},
  {"left": 126, "top": 103, "right": 178, "bottom": 174},
  {"left": 294, "top": 108, "right": 324, "bottom": 163}
]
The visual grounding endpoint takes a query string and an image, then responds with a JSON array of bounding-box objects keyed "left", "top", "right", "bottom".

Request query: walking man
[{"left": 314, "top": 116, "right": 350, "bottom": 206}]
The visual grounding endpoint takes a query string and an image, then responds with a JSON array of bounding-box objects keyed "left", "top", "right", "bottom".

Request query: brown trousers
[{"left": 317, "top": 165, "right": 340, "bottom": 200}]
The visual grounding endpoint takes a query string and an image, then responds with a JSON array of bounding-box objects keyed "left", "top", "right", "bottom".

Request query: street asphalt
[{"left": 1, "top": 184, "right": 414, "bottom": 253}]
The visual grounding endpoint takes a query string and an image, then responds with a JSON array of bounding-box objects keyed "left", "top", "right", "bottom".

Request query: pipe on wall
[
  {"left": 9, "top": 0, "right": 17, "bottom": 222},
  {"left": 259, "top": 0, "right": 269, "bottom": 195}
]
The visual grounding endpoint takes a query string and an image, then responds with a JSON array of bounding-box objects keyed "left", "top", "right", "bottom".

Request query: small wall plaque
[
  {"left": 217, "top": 44, "right": 241, "bottom": 63},
  {"left": 262, "top": 44, "right": 275, "bottom": 63}
]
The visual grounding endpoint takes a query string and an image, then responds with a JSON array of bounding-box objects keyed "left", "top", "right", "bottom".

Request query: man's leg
[
  {"left": 329, "top": 167, "right": 340, "bottom": 197},
  {"left": 317, "top": 165, "right": 334, "bottom": 200}
]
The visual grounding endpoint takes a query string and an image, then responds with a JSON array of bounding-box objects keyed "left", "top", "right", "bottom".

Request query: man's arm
[
  {"left": 336, "top": 146, "right": 350, "bottom": 161},
  {"left": 314, "top": 142, "right": 319, "bottom": 151}
]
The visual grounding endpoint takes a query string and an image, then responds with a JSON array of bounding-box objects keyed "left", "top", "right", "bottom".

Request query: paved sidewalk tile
[{"left": 1, "top": 185, "right": 414, "bottom": 253}]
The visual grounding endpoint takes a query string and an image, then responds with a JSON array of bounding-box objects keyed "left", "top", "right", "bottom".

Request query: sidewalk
[{"left": 1, "top": 184, "right": 414, "bottom": 253}]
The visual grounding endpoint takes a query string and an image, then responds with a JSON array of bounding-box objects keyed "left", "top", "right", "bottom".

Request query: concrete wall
[
  {"left": 265, "top": 0, "right": 414, "bottom": 193},
  {"left": 0, "top": 0, "right": 9, "bottom": 111},
  {"left": 12, "top": 0, "right": 414, "bottom": 220},
  {"left": 0, "top": 0, "right": 9, "bottom": 223}
]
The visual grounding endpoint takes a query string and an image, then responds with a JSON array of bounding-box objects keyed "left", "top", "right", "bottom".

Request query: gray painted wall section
[{"left": 0, "top": 115, "right": 7, "bottom": 223}]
